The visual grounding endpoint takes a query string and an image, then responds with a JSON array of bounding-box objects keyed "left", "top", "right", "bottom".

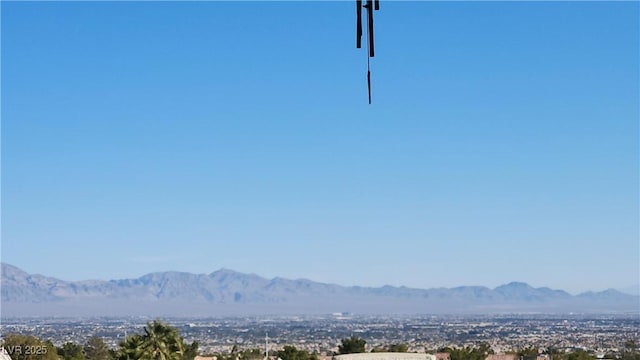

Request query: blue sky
[{"left": 2, "top": 1, "right": 638, "bottom": 294}]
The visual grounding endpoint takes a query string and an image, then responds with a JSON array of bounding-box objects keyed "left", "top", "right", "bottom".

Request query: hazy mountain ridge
[{"left": 1, "top": 263, "right": 637, "bottom": 317}]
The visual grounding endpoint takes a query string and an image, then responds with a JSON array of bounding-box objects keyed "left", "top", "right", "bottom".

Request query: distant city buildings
[{"left": 0, "top": 315, "right": 637, "bottom": 358}]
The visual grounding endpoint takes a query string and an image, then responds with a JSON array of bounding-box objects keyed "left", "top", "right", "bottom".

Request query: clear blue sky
[{"left": 2, "top": 1, "right": 638, "bottom": 294}]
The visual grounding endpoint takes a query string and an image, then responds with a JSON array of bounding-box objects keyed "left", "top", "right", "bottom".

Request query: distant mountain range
[{"left": 1, "top": 263, "right": 638, "bottom": 317}]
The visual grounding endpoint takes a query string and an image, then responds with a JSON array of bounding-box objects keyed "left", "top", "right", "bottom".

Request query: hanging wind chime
[{"left": 356, "top": 0, "right": 379, "bottom": 104}]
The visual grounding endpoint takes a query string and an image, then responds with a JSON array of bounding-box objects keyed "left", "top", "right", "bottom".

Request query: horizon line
[{"left": 1, "top": 262, "right": 635, "bottom": 297}]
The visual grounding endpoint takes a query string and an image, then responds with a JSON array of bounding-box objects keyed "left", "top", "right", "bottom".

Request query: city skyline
[{"left": 2, "top": 2, "right": 638, "bottom": 295}]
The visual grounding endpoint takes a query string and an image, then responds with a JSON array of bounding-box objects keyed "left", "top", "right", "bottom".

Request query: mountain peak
[
  {"left": 2, "top": 263, "right": 638, "bottom": 317},
  {"left": 500, "top": 281, "right": 533, "bottom": 288},
  {"left": 210, "top": 268, "right": 240, "bottom": 275},
  {"left": 1, "top": 262, "right": 28, "bottom": 277}
]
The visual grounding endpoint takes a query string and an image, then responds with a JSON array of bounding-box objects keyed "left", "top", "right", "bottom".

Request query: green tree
[
  {"left": 59, "top": 342, "right": 86, "bottom": 360},
  {"left": 441, "top": 345, "right": 490, "bottom": 360},
  {"left": 184, "top": 342, "right": 199, "bottom": 360},
  {"left": 277, "top": 346, "right": 317, "bottom": 360},
  {"left": 338, "top": 337, "right": 366, "bottom": 354},
  {"left": 566, "top": 350, "right": 595, "bottom": 360},
  {"left": 622, "top": 341, "right": 640, "bottom": 360},
  {"left": 143, "top": 320, "right": 185, "bottom": 360},
  {"left": 117, "top": 335, "right": 146, "bottom": 360},
  {"left": 444, "top": 347, "right": 471, "bottom": 360},
  {"left": 116, "top": 320, "right": 196, "bottom": 360},
  {"left": 477, "top": 343, "right": 493, "bottom": 356},
  {"left": 387, "top": 344, "right": 409, "bottom": 353},
  {"left": 84, "top": 337, "right": 112, "bottom": 360},
  {"left": 545, "top": 346, "right": 563, "bottom": 360},
  {"left": 1, "top": 334, "right": 58, "bottom": 360},
  {"left": 371, "top": 344, "right": 409, "bottom": 353},
  {"left": 240, "top": 349, "right": 263, "bottom": 360},
  {"left": 516, "top": 347, "right": 538, "bottom": 360}
]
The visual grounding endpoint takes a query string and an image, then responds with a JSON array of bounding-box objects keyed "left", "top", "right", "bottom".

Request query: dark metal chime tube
[{"left": 356, "top": 0, "right": 379, "bottom": 104}]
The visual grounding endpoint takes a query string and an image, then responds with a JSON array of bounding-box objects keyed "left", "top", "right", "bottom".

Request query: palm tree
[
  {"left": 84, "top": 336, "right": 111, "bottom": 360},
  {"left": 142, "top": 321, "right": 185, "bottom": 360},
  {"left": 117, "top": 320, "right": 187, "bottom": 360},
  {"left": 118, "top": 335, "right": 146, "bottom": 360}
]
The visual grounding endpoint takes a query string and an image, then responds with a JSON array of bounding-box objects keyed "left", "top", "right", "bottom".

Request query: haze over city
[{"left": 2, "top": 1, "right": 638, "bottom": 296}]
